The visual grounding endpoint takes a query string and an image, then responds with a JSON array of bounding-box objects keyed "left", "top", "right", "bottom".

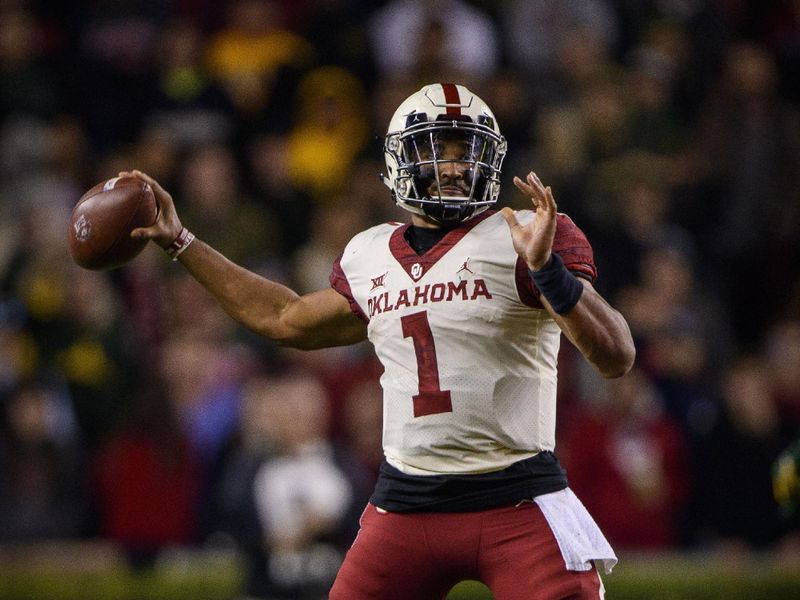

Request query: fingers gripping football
[
  {"left": 122, "top": 170, "right": 184, "bottom": 249},
  {"left": 501, "top": 171, "right": 558, "bottom": 271}
]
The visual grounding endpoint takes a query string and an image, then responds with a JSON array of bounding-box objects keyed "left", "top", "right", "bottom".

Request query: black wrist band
[{"left": 529, "top": 253, "right": 583, "bottom": 314}]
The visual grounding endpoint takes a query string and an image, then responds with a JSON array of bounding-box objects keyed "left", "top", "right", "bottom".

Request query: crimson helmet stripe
[{"left": 442, "top": 83, "right": 462, "bottom": 115}]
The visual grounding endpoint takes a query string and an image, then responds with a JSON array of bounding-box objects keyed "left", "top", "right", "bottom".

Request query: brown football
[{"left": 68, "top": 176, "right": 158, "bottom": 270}]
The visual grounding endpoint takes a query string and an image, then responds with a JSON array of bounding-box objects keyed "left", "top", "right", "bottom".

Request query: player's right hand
[{"left": 122, "top": 170, "right": 184, "bottom": 249}]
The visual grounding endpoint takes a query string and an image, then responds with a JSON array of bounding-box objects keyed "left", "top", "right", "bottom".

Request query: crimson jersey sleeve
[
  {"left": 515, "top": 214, "right": 597, "bottom": 308},
  {"left": 330, "top": 252, "right": 369, "bottom": 323}
]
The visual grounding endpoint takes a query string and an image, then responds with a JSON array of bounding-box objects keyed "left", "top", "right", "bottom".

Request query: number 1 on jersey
[{"left": 401, "top": 311, "right": 453, "bottom": 417}]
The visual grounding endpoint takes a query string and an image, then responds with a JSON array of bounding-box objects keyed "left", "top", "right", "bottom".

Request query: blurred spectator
[
  {"left": 0, "top": 380, "right": 87, "bottom": 541},
  {"left": 6, "top": 229, "right": 138, "bottom": 443},
  {"left": 158, "top": 276, "right": 257, "bottom": 467},
  {"left": 0, "top": 115, "right": 87, "bottom": 206},
  {"left": 615, "top": 243, "right": 732, "bottom": 427},
  {"left": 334, "top": 377, "right": 384, "bottom": 543},
  {"left": 292, "top": 198, "right": 371, "bottom": 294},
  {"left": 589, "top": 151, "right": 694, "bottom": 292},
  {"left": 349, "top": 155, "right": 407, "bottom": 224},
  {"left": 285, "top": 66, "right": 370, "bottom": 202},
  {"left": 576, "top": 73, "right": 631, "bottom": 163},
  {"left": 623, "top": 31, "right": 688, "bottom": 154},
  {"left": 144, "top": 18, "right": 237, "bottom": 149},
  {"left": 112, "top": 245, "right": 173, "bottom": 360},
  {"left": 499, "top": 0, "right": 619, "bottom": 103},
  {"left": 764, "top": 318, "right": 800, "bottom": 429},
  {"left": 368, "top": 0, "right": 499, "bottom": 85},
  {"left": 615, "top": 1, "right": 731, "bottom": 114},
  {"left": 128, "top": 123, "right": 181, "bottom": 191},
  {"left": 521, "top": 103, "right": 588, "bottom": 217},
  {"left": 688, "top": 41, "right": 800, "bottom": 346},
  {"left": 205, "top": 0, "right": 314, "bottom": 128},
  {"left": 370, "top": 74, "right": 419, "bottom": 142},
  {"left": 91, "top": 381, "right": 202, "bottom": 568},
  {"left": 71, "top": 1, "right": 165, "bottom": 151},
  {"left": 0, "top": 301, "right": 36, "bottom": 398},
  {"left": 559, "top": 366, "right": 691, "bottom": 550},
  {"left": 246, "top": 133, "right": 314, "bottom": 258},
  {"left": 206, "top": 375, "right": 282, "bottom": 597},
  {"left": 482, "top": 70, "right": 535, "bottom": 156},
  {"left": 753, "top": 0, "right": 800, "bottom": 102},
  {"left": 295, "top": 0, "right": 378, "bottom": 87},
  {"left": 155, "top": 270, "right": 264, "bottom": 547},
  {"left": 694, "top": 355, "right": 794, "bottom": 553},
  {"left": 251, "top": 371, "right": 355, "bottom": 599},
  {"left": 174, "top": 142, "right": 278, "bottom": 268},
  {"left": 0, "top": 4, "right": 63, "bottom": 120},
  {"left": 51, "top": 266, "right": 141, "bottom": 443},
  {"left": 209, "top": 367, "right": 381, "bottom": 596}
]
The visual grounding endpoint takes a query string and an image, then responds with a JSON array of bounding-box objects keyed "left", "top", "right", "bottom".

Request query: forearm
[
  {"left": 176, "top": 237, "right": 301, "bottom": 342},
  {"left": 548, "top": 281, "right": 636, "bottom": 378},
  {"left": 504, "top": 172, "right": 635, "bottom": 377},
  {"left": 174, "top": 237, "right": 367, "bottom": 349}
]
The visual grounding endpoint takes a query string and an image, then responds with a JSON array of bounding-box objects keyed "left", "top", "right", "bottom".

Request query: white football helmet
[{"left": 382, "top": 83, "right": 507, "bottom": 224}]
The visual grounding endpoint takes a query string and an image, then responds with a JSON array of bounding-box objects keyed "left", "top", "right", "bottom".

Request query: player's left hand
[{"left": 501, "top": 171, "right": 557, "bottom": 271}]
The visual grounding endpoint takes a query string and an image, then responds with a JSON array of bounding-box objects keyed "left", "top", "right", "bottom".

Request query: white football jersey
[{"left": 330, "top": 210, "right": 595, "bottom": 475}]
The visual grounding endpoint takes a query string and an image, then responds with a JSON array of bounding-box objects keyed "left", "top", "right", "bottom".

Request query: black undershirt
[
  {"left": 404, "top": 224, "right": 451, "bottom": 255},
  {"left": 371, "top": 453, "right": 568, "bottom": 513}
]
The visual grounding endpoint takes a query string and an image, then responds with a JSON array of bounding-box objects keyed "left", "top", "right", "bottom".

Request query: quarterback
[{"left": 125, "top": 83, "right": 635, "bottom": 599}]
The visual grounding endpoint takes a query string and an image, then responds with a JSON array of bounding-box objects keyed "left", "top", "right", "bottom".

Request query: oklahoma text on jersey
[{"left": 368, "top": 278, "right": 493, "bottom": 317}]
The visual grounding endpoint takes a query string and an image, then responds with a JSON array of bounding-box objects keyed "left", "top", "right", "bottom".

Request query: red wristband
[{"left": 165, "top": 227, "right": 195, "bottom": 261}]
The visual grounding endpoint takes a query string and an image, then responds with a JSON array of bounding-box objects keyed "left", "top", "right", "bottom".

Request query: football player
[{"left": 125, "top": 83, "right": 635, "bottom": 600}]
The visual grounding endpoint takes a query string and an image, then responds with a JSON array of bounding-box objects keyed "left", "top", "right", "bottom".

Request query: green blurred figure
[{"left": 774, "top": 440, "right": 800, "bottom": 517}]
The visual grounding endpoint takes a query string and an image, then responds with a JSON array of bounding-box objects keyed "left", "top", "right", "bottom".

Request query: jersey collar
[{"left": 389, "top": 210, "right": 494, "bottom": 282}]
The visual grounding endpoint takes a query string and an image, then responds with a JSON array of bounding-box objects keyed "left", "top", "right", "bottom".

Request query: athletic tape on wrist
[
  {"left": 529, "top": 253, "right": 583, "bottom": 314},
  {"left": 165, "top": 227, "right": 195, "bottom": 261}
]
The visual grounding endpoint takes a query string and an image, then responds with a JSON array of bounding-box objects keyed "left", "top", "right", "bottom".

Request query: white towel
[{"left": 534, "top": 487, "right": 618, "bottom": 574}]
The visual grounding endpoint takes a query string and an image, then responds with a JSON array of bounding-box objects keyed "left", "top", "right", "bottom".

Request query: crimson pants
[{"left": 330, "top": 502, "right": 605, "bottom": 600}]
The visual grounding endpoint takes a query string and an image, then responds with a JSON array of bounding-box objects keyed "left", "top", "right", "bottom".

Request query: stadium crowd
[{"left": 1, "top": 0, "right": 799, "bottom": 597}]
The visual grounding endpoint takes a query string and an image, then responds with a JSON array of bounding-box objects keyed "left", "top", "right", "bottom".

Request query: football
[{"left": 68, "top": 176, "right": 158, "bottom": 270}]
